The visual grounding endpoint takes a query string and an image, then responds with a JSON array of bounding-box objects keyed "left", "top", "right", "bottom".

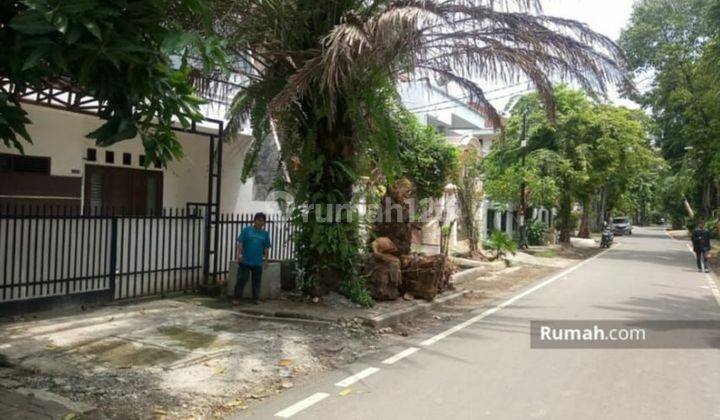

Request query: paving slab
[{"left": 0, "top": 387, "right": 92, "bottom": 420}]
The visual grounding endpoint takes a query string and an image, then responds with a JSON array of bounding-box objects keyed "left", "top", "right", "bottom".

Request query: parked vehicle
[
  {"left": 612, "top": 217, "right": 633, "bottom": 235},
  {"left": 600, "top": 226, "right": 614, "bottom": 248}
]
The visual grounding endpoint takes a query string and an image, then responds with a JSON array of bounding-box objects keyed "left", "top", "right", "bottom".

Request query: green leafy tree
[
  {"left": 484, "top": 87, "right": 658, "bottom": 241},
  {"left": 486, "top": 87, "right": 596, "bottom": 243},
  {"left": 395, "top": 111, "right": 458, "bottom": 203},
  {"left": 371, "top": 110, "right": 458, "bottom": 255},
  {"left": 620, "top": 0, "right": 720, "bottom": 219},
  {"left": 1, "top": 0, "right": 225, "bottom": 163}
]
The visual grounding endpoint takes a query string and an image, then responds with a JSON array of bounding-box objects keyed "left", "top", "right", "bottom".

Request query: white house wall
[
  {"left": 1, "top": 104, "right": 278, "bottom": 214},
  {"left": 398, "top": 80, "right": 494, "bottom": 136}
]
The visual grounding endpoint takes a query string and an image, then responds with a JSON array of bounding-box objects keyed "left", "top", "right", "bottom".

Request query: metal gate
[
  {"left": 0, "top": 206, "right": 204, "bottom": 314},
  {"left": 0, "top": 205, "right": 294, "bottom": 315}
]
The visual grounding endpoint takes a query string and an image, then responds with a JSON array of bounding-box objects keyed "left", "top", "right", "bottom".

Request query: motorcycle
[{"left": 600, "top": 227, "right": 614, "bottom": 248}]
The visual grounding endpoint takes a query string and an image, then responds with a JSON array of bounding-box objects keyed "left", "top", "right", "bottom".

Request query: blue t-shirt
[{"left": 237, "top": 226, "right": 271, "bottom": 267}]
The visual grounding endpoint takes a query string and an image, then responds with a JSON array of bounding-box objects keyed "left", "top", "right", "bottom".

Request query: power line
[
  {"left": 404, "top": 80, "right": 531, "bottom": 113},
  {"left": 411, "top": 87, "right": 536, "bottom": 115}
]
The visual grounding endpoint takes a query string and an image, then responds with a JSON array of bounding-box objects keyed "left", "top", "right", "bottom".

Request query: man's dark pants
[
  {"left": 695, "top": 249, "right": 709, "bottom": 270},
  {"left": 235, "top": 263, "right": 263, "bottom": 301}
]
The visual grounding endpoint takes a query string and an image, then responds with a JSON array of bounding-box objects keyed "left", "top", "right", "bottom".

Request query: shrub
[
  {"left": 339, "top": 277, "right": 375, "bottom": 308},
  {"left": 485, "top": 231, "right": 518, "bottom": 260},
  {"left": 706, "top": 219, "right": 719, "bottom": 239},
  {"left": 526, "top": 220, "right": 547, "bottom": 246}
]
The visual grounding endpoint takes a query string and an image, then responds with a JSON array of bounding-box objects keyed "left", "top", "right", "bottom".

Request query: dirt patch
[
  {"left": 0, "top": 300, "right": 382, "bottom": 419},
  {"left": 78, "top": 338, "right": 181, "bottom": 367},
  {"left": 386, "top": 264, "right": 563, "bottom": 339},
  {"left": 157, "top": 326, "right": 217, "bottom": 350}
]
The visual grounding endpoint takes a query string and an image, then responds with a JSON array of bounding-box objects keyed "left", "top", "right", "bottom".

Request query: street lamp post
[{"left": 519, "top": 111, "right": 529, "bottom": 250}]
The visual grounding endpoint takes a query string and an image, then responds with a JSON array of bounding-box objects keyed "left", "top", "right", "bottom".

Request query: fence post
[{"left": 109, "top": 218, "right": 118, "bottom": 299}]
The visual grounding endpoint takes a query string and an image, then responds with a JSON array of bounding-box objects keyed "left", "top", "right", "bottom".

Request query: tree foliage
[
  {"left": 620, "top": 0, "right": 720, "bottom": 220},
  {"left": 1, "top": 0, "right": 225, "bottom": 164},
  {"left": 483, "top": 86, "right": 659, "bottom": 242},
  {"left": 395, "top": 111, "right": 458, "bottom": 202}
]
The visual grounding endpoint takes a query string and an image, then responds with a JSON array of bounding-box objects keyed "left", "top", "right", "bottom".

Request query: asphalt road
[{"left": 237, "top": 227, "right": 720, "bottom": 420}]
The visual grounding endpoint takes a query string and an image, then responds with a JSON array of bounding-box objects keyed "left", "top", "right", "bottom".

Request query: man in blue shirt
[{"left": 233, "top": 212, "right": 272, "bottom": 305}]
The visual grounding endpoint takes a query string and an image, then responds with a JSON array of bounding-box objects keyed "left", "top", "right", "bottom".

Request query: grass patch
[
  {"left": 533, "top": 250, "right": 560, "bottom": 258},
  {"left": 157, "top": 326, "right": 217, "bottom": 350}
]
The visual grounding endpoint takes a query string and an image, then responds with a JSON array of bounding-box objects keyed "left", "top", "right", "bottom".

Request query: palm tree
[{"left": 210, "top": 0, "right": 630, "bottom": 295}]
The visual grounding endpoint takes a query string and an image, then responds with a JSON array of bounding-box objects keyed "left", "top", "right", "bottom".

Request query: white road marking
[
  {"left": 274, "top": 392, "right": 330, "bottom": 418},
  {"left": 705, "top": 274, "right": 720, "bottom": 307},
  {"left": 334, "top": 367, "right": 380, "bottom": 387},
  {"left": 381, "top": 347, "right": 420, "bottom": 365},
  {"left": 667, "top": 232, "right": 720, "bottom": 308},
  {"left": 420, "top": 247, "right": 611, "bottom": 346},
  {"left": 686, "top": 243, "right": 720, "bottom": 307}
]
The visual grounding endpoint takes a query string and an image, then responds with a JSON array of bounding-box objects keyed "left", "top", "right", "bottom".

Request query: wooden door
[{"left": 84, "top": 165, "right": 163, "bottom": 215}]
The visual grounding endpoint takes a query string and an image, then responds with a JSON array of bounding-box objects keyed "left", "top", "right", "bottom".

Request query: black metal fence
[
  {"left": 215, "top": 212, "right": 296, "bottom": 276},
  {"left": 0, "top": 205, "right": 295, "bottom": 312}
]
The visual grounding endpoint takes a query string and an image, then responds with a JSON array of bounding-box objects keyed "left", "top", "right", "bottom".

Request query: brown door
[{"left": 84, "top": 165, "right": 163, "bottom": 215}]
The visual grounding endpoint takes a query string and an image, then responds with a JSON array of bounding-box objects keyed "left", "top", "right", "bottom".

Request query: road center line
[
  {"left": 420, "top": 247, "right": 611, "bottom": 346},
  {"left": 334, "top": 367, "right": 380, "bottom": 387},
  {"left": 381, "top": 347, "right": 420, "bottom": 365},
  {"left": 274, "top": 392, "right": 330, "bottom": 418}
]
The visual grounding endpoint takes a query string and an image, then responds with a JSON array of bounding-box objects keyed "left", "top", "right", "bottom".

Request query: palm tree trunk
[{"left": 296, "top": 109, "right": 360, "bottom": 295}]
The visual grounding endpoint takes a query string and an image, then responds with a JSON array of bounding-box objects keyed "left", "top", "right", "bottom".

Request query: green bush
[
  {"left": 485, "top": 231, "right": 518, "bottom": 260},
  {"left": 706, "top": 219, "right": 719, "bottom": 239},
  {"left": 339, "top": 277, "right": 375, "bottom": 308},
  {"left": 526, "top": 220, "right": 547, "bottom": 246}
]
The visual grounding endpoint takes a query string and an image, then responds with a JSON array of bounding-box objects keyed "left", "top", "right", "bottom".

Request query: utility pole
[{"left": 518, "top": 111, "right": 529, "bottom": 249}]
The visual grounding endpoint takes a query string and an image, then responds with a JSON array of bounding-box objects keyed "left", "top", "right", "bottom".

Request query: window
[
  {"left": 86, "top": 148, "right": 97, "bottom": 162},
  {"left": 123, "top": 153, "right": 132, "bottom": 166},
  {"left": 139, "top": 155, "right": 146, "bottom": 166},
  {"left": 105, "top": 151, "right": 115, "bottom": 164},
  {"left": 0, "top": 153, "right": 50, "bottom": 174}
]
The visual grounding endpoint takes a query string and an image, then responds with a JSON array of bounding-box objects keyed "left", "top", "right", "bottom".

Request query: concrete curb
[
  {"left": 450, "top": 265, "right": 502, "bottom": 284},
  {"left": 233, "top": 309, "right": 335, "bottom": 324},
  {"left": 358, "top": 290, "right": 470, "bottom": 329}
]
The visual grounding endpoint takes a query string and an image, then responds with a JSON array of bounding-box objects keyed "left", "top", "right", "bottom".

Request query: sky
[{"left": 483, "top": 0, "right": 641, "bottom": 112}]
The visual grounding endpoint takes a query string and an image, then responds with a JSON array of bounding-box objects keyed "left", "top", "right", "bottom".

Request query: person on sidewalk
[
  {"left": 691, "top": 220, "right": 711, "bottom": 273},
  {"left": 233, "top": 213, "right": 271, "bottom": 305}
]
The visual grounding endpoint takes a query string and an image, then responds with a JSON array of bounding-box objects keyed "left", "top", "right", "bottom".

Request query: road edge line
[
  {"left": 274, "top": 392, "right": 330, "bottom": 418},
  {"left": 381, "top": 347, "right": 420, "bottom": 365},
  {"left": 334, "top": 367, "right": 380, "bottom": 387},
  {"left": 420, "top": 246, "right": 612, "bottom": 346},
  {"left": 669, "top": 230, "right": 720, "bottom": 308}
]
